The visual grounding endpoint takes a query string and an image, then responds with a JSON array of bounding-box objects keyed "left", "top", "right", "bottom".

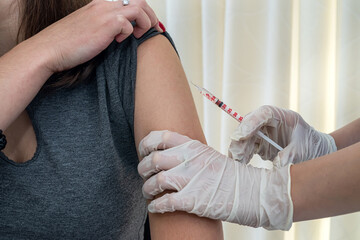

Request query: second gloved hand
[
  {"left": 138, "top": 130, "right": 293, "bottom": 230},
  {"left": 229, "top": 105, "right": 337, "bottom": 167}
]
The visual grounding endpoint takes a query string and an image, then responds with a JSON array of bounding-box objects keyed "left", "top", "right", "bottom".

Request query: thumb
[
  {"left": 228, "top": 137, "right": 257, "bottom": 164},
  {"left": 139, "top": 130, "right": 192, "bottom": 157},
  {"left": 231, "top": 106, "right": 274, "bottom": 141}
]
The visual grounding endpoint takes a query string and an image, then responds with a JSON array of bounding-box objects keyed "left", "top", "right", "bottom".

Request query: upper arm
[{"left": 134, "top": 34, "right": 223, "bottom": 239}]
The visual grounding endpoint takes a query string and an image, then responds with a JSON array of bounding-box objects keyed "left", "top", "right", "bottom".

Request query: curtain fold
[
  {"left": 147, "top": 0, "right": 360, "bottom": 239},
  {"left": 201, "top": 0, "right": 225, "bottom": 149}
]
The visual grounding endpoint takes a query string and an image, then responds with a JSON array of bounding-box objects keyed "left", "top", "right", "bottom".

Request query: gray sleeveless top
[{"left": 0, "top": 29, "right": 173, "bottom": 239}]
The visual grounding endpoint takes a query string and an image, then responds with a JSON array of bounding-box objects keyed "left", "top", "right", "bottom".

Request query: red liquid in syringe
[
  {"left": 192, "top": 82, "right": 284, "bottom": 151},
  {"left": 201, "top": 90, "right": 243, "bottom": 123}
]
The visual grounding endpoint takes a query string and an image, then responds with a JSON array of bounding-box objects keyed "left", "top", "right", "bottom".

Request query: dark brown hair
[{"left": 17, "top": 0, "right": 101, "bottom": 90}]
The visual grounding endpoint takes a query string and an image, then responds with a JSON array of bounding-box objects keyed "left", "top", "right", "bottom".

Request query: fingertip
[
  {"left": 138, "top": 152, "right": 162, "bottom": 180},
  {"left": 162, "top": 131, "right": 192, "bottom": 146},
  {"left": 137, "top": 163, "right": 143, "bottom": 178},
  {"left": 148, "top": 195, "right": 176, "bottom": 214},
  {"left": 148, "top": 202, "right": 156, "bottom": 213},
  {"left": 139, "top": 130, "right": 169, "bottom": 157},
  {"left": 230, "top": 129, "right": 244, "bottom": 141},
  {"left": 139, "top": 130, "right": 192, "bottom": 157},
  {"left": 158, "top": 21, "right": 166, "bottom": 32},
  {"left": 132, "top": 17, "right": 152, "bottom": 38},
  {"left": 142, "top": 182, "right": 154, "bottom": 199},
  {"left": 142, "top": 192, "right": 153, "bottom": 200},
  {"left": 236, "top": 106, "right": 274, "bottom": 139},
  {"left": 238, "top": 123, "right": 254, "bottom": 139},
  {"left": 132, "top": 28, "right": 145, "bottom": 39},
  {"left": 154, "top": 24, "right": 164, "bottom": 33},
  {"left": 115, "top": 34, "right": 128, "bottom": 43},
  {"left": 153, "top": 19, "right": 164, "bottom": 33},
  {"left": 231, "top": 122, "right": 256, "bottom": 141},
  {"left": 142, "top": 176, "right": 157, "bottom": 199},
  {"left": 138, "top": 137, "right": 150, "bottom": 158},
  {"left": 137, "top": 160, "right": 147, "bottom": 179}
]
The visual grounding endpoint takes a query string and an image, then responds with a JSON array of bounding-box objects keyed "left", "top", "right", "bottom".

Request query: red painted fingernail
[{"left": 159, "top": 21, "right": 166, "bottom": 32}]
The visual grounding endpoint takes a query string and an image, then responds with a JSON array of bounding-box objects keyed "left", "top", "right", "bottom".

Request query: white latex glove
[
  {"left": 138, "top": 130, "right": 293, "bottom": 230},
  {"left": 229, "top": 105, "right": 337, "bottom": 167}
]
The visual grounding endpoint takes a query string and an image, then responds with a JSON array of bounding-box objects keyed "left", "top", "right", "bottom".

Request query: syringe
[{"left": 191, "top": 82, "right": 283, "bottom": 151}]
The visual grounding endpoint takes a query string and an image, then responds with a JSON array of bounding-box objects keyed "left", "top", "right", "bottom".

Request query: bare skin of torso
[{"left": 3, "top": 111, "right": 37, "bottom": 163}]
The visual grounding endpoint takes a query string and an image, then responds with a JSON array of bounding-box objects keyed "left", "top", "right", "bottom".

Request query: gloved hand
[
  {"left": 138, "top": 130, "right": 293, "bottom": 230},
  {"left": 229, "top": 105, "right": 337, "bottom": 167}
]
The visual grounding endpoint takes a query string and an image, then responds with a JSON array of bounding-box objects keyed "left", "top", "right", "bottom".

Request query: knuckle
[
  {"left": 140, "top": 135, "right": 150, "bottom": 147},
  {"left": 261, "top": 104, "right": 271, "bottom": 109},
  {"left": 259, "top": 105, "right": 271, "bottom": 114},
  {"left": 144, "top": 19, "right": 151, "bottom": 29},
  {"left": 116, "top": 14, "right": 128, "bottom": 25},
  {"left": 156, "top": 172, "right": 166, "bottom": 186},
  {"left": 137, "top": 0, "right": 147, "bottom": 8},
  {"left": 162, "top": 130, "right": 173, "bottom": 143},
  {"left": 151, "top": 130, "right": 166, "bottom": 139},
  {"left": 131, "top": 6, "right": 142, "bottom": 16},
  {"left": 101, "top": 13, "right": 117, "bottom": 27},
  {"left": 151, "top": 152, "right": 160, "bottom": 167}
]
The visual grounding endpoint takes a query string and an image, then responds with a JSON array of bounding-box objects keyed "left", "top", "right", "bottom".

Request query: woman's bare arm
[
  {"left": 293, "top": 118, "right": 360, "bottom": 221},
  {"left": 292, "top": 141, "right": 360, "bottom": 222},
  {"left": 0, "top": 41, "right": 52, "bottom": 130},
  {"left": 330, "top": 118, "right": 360, "bottom": 150},
  {"left": 134, "top": 35, "right": 223, "bottom": 239}
]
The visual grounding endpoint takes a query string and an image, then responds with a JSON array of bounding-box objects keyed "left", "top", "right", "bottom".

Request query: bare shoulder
[
  {"left": 137, "top": 34, "right": 176, "bottom": 59},
  {"left": 134, "top": 34, "right": 224, "bottom": 239},
  {"left": 135, "top": 34, "right": 206, "bottom": 146}
]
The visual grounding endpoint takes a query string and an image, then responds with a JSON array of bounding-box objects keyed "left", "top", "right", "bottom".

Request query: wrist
[
  {"left": 318, "top": 131, "right": 337, "bottom": 155},
  {"left": 0, "top": 39, "right": 54, "bottom": 130},
  {"left": 15, "top": 38, "right": 55, "bottom": 78},
  {"left": 260, "top": 165, "right": 293, "bottom": 230},
  {"left": 327, "top": 133, "right": 337, "bottom": 152}
]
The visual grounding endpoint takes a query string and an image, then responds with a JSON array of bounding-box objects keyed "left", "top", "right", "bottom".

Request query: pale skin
[
  {"left": 0, "top": 0, "right": 223, "bottom": 238},
  {"left": 135, "top": 35, "right": 223, "bottom": 239}
]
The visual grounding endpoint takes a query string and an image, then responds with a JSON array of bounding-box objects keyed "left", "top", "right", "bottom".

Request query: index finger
[
  {"left": 137, "top": 0, "right": 163, "bottom": 32},
  {"left": 138, "top": 130, "right": 192, "bottom": 157},
  {"left": 231, "top": 105, "right": 274, "bottom": 141},
  {"left": 120, "top": 6, "right": 151, "bottom": 38},
  {"left": 138, "top": 150, "right": 184, "bottom": 179}
]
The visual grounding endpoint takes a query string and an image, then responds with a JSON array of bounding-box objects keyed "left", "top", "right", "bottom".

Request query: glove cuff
[
  {"left": 259, "top": 164, "right": 293, "bottom": 231},
  {"left": 326, "top": 133, "right": 337, "bottom": 152}
]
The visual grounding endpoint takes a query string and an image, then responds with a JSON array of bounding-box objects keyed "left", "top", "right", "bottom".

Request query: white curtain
[{"left": 147, "top": 0, "right": 360, "bottom": 239}]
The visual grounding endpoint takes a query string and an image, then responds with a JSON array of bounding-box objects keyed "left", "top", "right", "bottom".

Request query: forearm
[
  {"left": 291, "top": 141, "right": 360, "bottom": 222},
  {"left": 330, "top": 118, "right": 360, "bottom": 150},
  {"left": 0, "top": 39, "right": 52, "bottom": 130}
]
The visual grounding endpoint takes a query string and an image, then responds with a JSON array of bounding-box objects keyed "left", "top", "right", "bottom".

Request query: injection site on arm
[{"left": 134, "top": 35, "right": 223, "bottom": 239}]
